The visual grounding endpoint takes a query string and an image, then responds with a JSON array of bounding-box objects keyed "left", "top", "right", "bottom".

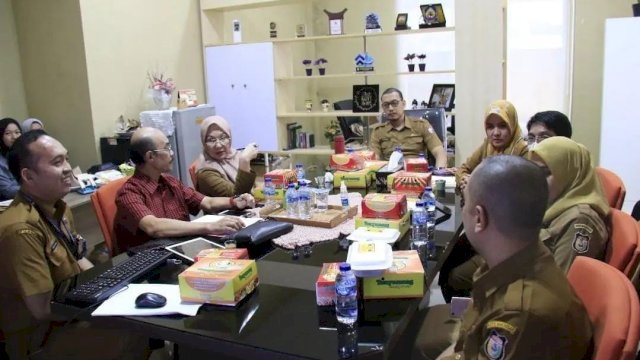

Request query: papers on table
[
  {"left": 92, "top": 283, "right": 202, "bottom": 317},
  {"left": 193, "top": 214, "right": 263, "bottom": 227},
  {"left": 0, "top": 199, "right": 12, "bottom": 208}
]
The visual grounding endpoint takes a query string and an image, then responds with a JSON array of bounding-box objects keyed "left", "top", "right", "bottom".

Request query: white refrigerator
[{"left": 171, "top": 105, "right": 216, "bottom": 187}]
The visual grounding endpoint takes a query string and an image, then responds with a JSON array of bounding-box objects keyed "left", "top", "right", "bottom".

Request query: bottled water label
[{"left": 335, "top": 269, "right": 358, "bottom": 325}]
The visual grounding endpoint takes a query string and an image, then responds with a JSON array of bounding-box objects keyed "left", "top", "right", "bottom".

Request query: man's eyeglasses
[
  {"left": 205, "top": 136, "right": 230, "bottom": 146},
  {"left": 152, "top": 145, "right": 174, "bottom": 155},
  {"left": 526, "top": 134, "right": 551, "bottom": 145},
  {"left": 381, "top": 100, "right": 402, "bottom": 109}
]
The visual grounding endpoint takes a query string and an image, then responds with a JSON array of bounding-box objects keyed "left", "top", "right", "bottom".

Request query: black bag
[{"left": 229, "top": 220, "right": 293, "bottom": 247}]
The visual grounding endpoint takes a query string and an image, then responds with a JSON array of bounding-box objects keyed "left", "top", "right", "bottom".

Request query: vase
[
  {"left": 305, "top": 68, "right": 313, "bottom": 76},
  {"left": 152, "top": 89, "right": 172, "bottom": 110},
  {"left": 319, "top": 68, "right": 326, "bottom": 76},
  {"left": 329, "top": 141, "right": 335, "bottom": 150},
  {"left": 634, "top": 3, "right": 640, "bottom": 16},
  {"left": 407, "top": 64, "right": 415, "bottom": 72},
  {"left": 419, "top": 63, "right": 426, "bottom": 71}
]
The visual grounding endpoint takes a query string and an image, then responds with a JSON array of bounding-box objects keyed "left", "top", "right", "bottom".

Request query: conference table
[{"left": 52, "top": 188, "right": 461, "bottom": 360}]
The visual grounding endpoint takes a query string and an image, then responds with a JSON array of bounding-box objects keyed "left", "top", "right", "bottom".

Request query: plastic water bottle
[
  {"left": 389, "top": 146, "right": 403, "bottom": 169},
  {"left": 285, "top": 183, "right": 298, "bottom": 218},
  {"left": 297, "top": 183, "right": 311, "bottom": 219},
  {"left": 324, "top": 171, "right": 334, "bottom": 190},
  {"left": 296, "top": 163, "right": 305, "bottom": 182},
  {"left": 411, "top": 201, "right": 428, "bottom": 266},
  {"left": 340, "top": 180, "right": 349, "bottom": 210},
  {"left": 337, "top": 324, "right": 358, "bottom": 359},
  {"left": 335, "top": 263, "right": 358, "bottom": 325},
  {"left": 263, "top": 178, "right": 276, "bottom": 208},
  {"left": 421, "top": 187, "right": 437, "bottom": 259}
]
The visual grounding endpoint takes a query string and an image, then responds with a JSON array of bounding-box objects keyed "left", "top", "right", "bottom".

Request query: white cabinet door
[{"left": 205, "top": 43, "right": 278, "bottom": 151}]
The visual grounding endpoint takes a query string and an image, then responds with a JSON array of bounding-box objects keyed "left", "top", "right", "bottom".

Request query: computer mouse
[{"left": 135, "top": 292, "right": 167, "bottom": 308}]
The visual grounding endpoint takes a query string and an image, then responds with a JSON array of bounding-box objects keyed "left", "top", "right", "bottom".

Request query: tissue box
[
  {"left": 375, "top": 165, "right": 402, "bottom": 193},
  {"left": 315, "top": 262, "right": 340, "bottom": 306},
  {"left": 264, "top": 169, "right": 297, "bottom": 188},
  {"left": 404, "top": 157, "right": 429, "bottom": 173},
  {"left": 361, "top": 193, "right": 407, "bottom": 220},
  {"left": 355, "top": 211, "right": 411, "bottom": 238},
  {"left": 194, "top": 248, "right": 249, "bottom": 262},
  {"left": 333, "top": 168, "right": 370, "bottom": 188},
  {"left": 178, "top": 259, "right": 258, "bottom": 306},
  {"left": 388, "top": 171, "right": 432, "bottom": 196},
  {"left": 363, "top": 250, "right": 425, "bottom": 299}
]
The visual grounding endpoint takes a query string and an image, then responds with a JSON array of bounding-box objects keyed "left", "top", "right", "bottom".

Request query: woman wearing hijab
[
  {"left": 530, "top": 137, "right": 610, "bottom": 273},
  {"left": 0, "top": 117, "right": 22, "bottom": 200},
  {"left": 455, "top": 100, "right": 528, "bottom": 189},
  {"left": 21, "top": 118, "right": 44, "bottom": 133},
  {"left": 195, "top": 116, "right": 258, "bottom": 197}
]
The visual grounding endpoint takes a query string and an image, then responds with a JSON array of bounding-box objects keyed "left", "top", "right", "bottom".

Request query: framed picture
[
  {"left": 428, "top": 84, "right": 455, "bottom": 111},
  {"left": 352, "top": 84, "right": 380, "bottom": 113},
  {"left": 395, "top": 13, "right": 409, "bottom": 30},
  {"left": 419, "top": 4, "right": 446, "bottom": 28}
]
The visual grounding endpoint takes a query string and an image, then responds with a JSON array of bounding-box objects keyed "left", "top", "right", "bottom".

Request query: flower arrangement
[
  {"left": 324, "top": 119, "right": 341, "bottom": 142},
  {"left": 147, "top": 71, "right": 175, "bottom": 95}
]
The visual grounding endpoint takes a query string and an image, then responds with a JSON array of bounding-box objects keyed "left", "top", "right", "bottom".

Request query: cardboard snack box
[
  {"left": 315, "top": 262, "right": 341, "bottom": 306},
  {"left": 252, "top": 187, "right": 285, "bottom": 202},
  {"left": 355, "top": 211, "right": 411, "bottom": 238},
  {"left": 264, "top": 169, "right": 297, "bottom": 188},
  {"left": 361, "top": 193, "right": 408, "bottom": 220},
  {"left": 194, "top": 248, "right": 249, "bottom": 262},
  {"left": 333, "top": 168, "right": 370, "bottom": 188},
  {"left": 179, "top": 259, "right": 258, "bottom": 306},
  {"left": 363, "top": 250, "right": 425, "bottom": 299},
  {"left": 404, "top": 157, "right": 429, "bottom": 173},
  {"left": 388, "top": 171, "right": 432, "bottom": 196}
]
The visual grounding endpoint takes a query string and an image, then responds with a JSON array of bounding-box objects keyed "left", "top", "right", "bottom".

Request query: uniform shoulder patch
[
  {"left": 572, "top": 231, "right": 590, "bottom": 254},
  {"left": 484, "top": 329, "right": 508, "bottom": 360},
  {"left": 486, "top": 320, "right": 517, "bottom": 335},
  {"left": 17, "top": 229, "right": 37, "bottom": 236},
  {"left": 573, "top": 223, "right": 593, "bottom": 233}
]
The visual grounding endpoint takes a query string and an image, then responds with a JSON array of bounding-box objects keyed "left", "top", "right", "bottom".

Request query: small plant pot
[
  {"left": 634, "top": 3, "right": 640, "bottom": 16},
  {"left": 407, "top": 64, "right": 415, "bottom": 72},
  {"left": 419, "top": 63, "right": 426, "bottom": 72},
  {"left": 319, "top": 68, "right": 326, "bottom": 76},
  {"left": 305, "top": 68, "right": 313, "bottom": 76}
]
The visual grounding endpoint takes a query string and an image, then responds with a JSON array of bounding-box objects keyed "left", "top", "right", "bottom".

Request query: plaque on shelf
[
  {"left": 395, "top": 13, "right": 410, "bottom": 31},
  {"left": 419, "top": 4, "right": 446, "bottom": 28},
  {"left": 354, "top": 52, "right": 375, "bottom": 73},
  {"left": 295, "top": 24, "right": 306, "bottom": 38},
  {"left": 428, "top": 84, "right": 455, "bottom": 111},
  {"left": 269, "top": 22, "right": 277, "bottom": 38},
  {"left": 353, "top": 85, "right": 380, "bottom": 113},
  {"left": 364, "top": 12, "right": 382, "bottom": 33},
  {"left": 324, "top": 8, "right": 348, "bottom": 35}
]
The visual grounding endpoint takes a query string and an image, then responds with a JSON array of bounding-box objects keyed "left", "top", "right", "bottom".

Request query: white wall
[{"left": 0, "top": 0, "right": 28, "bottom": 120}]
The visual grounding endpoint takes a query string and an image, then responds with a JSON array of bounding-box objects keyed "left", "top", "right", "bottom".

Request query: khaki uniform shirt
[
  {"left": 443, "top": 241, "right": 592, "bottom": 360},
  {"left": 0, "top": 193, "right": 81, "bottom": 348},
  {"left": 540, "top": 204, "right": 609, "bottom": 274},
  {"left": 369, "top": 116, "right": 443, "bottom": 160},
  {"left": 196, "top": 168, "right": 256, "bottom": 197}
]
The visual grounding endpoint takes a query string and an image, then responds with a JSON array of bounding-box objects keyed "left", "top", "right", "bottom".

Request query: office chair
[
  {"left": 568, "top": 257, "right": 640, "bottom": 360},
  {"left": 333, "top": 100, "right": 365, "bottom": 144},
  {"left": 90, "top": 177, "right": 129, "bottom": 257},
  {"left": 605, "top": 208, "right": 640, "bottom": 278},
  {"left": 188, "top": 160, "right": 198, "bottom": 189},
  {"left": 596, "top": 167, "right": 626, "bottom": 210}
]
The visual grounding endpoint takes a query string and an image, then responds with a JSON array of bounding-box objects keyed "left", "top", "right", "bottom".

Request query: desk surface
[{"left": 54, "top": 190, "right": 461, "bottom": 359}]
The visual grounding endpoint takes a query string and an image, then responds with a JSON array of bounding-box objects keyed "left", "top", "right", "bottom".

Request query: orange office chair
[
  {"left": 568, "top": 256, "right": 640, "bottom": 360},
  {"left": 90, "top": 177, "right": 128, "bottom": 257},
  {"left": 596, "top": 167, "right": 626, "bottom": 210},
  {"left": 605, "top": 208, "right": 640, "bottom": 277},
  {"left": 188, "top": 160, "right": 198, "bottom": 189}
]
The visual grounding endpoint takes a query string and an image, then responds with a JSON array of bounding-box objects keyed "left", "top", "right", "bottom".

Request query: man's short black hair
[
  {"left": 381, "top": 88, "right": 404, "bottom": 101},
  {"left": 129, "top": 136, "right": 157, "bottom": 165},
  {"left": 8, "top": 129, "right": 48, "bottom": 184},
  {"left": 526, "top": 111, "right": 572, "bottom": 138}
]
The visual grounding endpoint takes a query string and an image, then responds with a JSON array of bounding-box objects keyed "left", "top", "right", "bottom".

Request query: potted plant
[
  {"left": 315, "top": 58, "right": 328, "bottom": 75},
  {"left": 634, "top": 0, "right": 640, "bottom": 16},
  {"left": 302, "top": 59, "right": 313, "bottom": 76},
  {"left": 417, "top": 54, "right": 427, "bottom": 71},
  {"left": 147, "top": 71, "right": 175, "bottom": 110},
  {"left": 324, "top": 119, "right": 341, "bottom": 148},
  {"left": 403, "top": 53, "right": 416, "bottom": 72}
]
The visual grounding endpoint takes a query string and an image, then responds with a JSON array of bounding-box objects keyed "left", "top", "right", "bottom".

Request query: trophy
[
  {"left": 365, "top": 12, "right": 382, "bottom": 33},
  {"left": 354, "top": 52, "right": 375, "bottom": 73},
  {"left": 324, "top": 8, "right": 348, "bottom": 35}
]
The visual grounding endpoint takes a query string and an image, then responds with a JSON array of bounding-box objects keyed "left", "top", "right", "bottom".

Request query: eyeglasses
[
  {"left": 526, "top": 134, "right": 551, "bottom": 145},
  {"left": 152, "top": 145, "right": 174, "bottom": 155},
  {"left": 381, "top": 100, "right": 402, "bottom": 109},
  {"left": 205, "top": 136, "right": 230, "bottom": 146}
]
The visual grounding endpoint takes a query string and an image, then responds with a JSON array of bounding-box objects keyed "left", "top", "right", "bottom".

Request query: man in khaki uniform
[
  {"left": 0, "top": 130, "right": 148, "bottom": 360},
  {"left": 369, "top": 88, "right": 447, "bottom": 167},
  {"left": 415, "top": 156, "right": 592, "bottom": 360}
]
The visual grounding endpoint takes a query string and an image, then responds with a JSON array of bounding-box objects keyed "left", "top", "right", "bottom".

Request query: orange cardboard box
[
  {"left": 363, "top": 250, "right": 425, "bottom": 299},
  {"left": 194, "top": 248, "right": 249, "bottom": 262},
  {"left": 264, "top": 169, "right": 297, "bottom": 188},
  {"left": 361, "top": 193, "right": 407, "bottom": 220},
  {"left": 178, "top": 259, "right": 258, "bottom": 306},
  {"left": 330, "top": 153, "right": 365, "bottom": 171},
  {"left": 315, "top": 262, "right": 341, "bottom": 306},
  {"left": 388, "top": 171, "right": 432, "bottom": 196},
  {"left": 404, "top": 157, "right": 429, "bottom": 173}
]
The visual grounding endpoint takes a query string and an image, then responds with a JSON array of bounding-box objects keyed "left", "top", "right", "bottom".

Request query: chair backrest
[
  {"left": 605, "top": 208, "right": 640, "bottom": 277},
  {"left": 188, "top": 160, "right": 198, "bottom": 190},
  {"left": 596, "top": 167, "right": 626, "bottom": 210},
  {"left": 568, "top": 256, "right": 640, "bottom": 360},
  {"left": 90, "top": 177, "right": 128, "bottom": 256}
]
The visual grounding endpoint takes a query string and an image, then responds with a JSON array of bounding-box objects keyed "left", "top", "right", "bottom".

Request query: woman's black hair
[{"left": 0, "top": 117, "right": 22, "bottom": 156}]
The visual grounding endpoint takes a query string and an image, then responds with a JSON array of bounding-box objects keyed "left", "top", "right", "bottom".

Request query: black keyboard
[{"left": 64, "top": 248, "right": 172, "bottom": 305}]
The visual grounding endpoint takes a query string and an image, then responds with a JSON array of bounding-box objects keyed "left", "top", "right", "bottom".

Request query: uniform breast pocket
[
  {"left": 406, "top": 135, "right": 424, "bottom": 145},
  {"left": 46, "top": 240, "right": 69, "bottom": 267}
]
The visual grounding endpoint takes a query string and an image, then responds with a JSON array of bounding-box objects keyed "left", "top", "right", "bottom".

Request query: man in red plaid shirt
[{"left": 114, "top": 127, "right": 254, "bottom": 253}]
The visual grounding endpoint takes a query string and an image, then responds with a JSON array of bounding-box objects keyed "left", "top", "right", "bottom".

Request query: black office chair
[{"left": 333, "top": 100, "right": 365, "bottom": 145}]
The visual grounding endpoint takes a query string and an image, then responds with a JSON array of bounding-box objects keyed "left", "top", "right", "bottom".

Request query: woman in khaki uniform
[
  {"left": 195, "top": 116, "right": 257, "bottom": 197},
  {"left": 530, "top": 136, "right": 610, "bottom": 273},
  {"left": 455, "top": 100, "right": 528, "bottom": 189}
]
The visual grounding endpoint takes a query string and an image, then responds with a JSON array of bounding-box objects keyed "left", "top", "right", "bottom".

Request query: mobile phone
[{"left": 219, "top": 209, "right": 253, "bottom": 217}]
